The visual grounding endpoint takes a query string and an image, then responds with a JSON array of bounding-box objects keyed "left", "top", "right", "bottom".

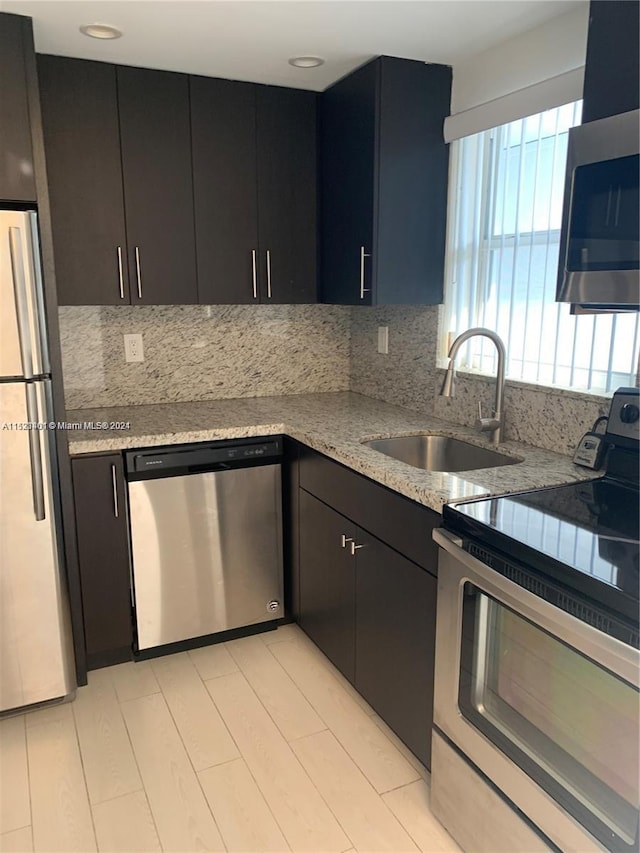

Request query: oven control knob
[{"left": 620, "top": 403, "right": 639, "bottom": 424}]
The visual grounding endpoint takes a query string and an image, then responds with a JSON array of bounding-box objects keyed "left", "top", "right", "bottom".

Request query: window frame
[{"left": 439, "top": 102, "right": 639, "bottom": 396}]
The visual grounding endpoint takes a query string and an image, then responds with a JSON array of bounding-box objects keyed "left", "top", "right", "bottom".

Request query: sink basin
[{"left": 362, "top": 434, "right": 522, "bottom": 472}]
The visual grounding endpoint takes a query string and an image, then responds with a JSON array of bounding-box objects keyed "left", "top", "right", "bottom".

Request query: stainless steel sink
[{"left": 362, "top": 434, "right": 522, "bottom": 472}]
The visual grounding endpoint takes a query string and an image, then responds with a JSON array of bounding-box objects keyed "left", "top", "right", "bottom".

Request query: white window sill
[{"left": 435, "top": 365, "right": 616, "bottom": 404}]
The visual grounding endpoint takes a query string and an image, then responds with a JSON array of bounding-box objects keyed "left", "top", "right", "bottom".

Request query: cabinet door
[
  {"left": 191, "top": 76, "right": 259, "bottom": 304},
  {"left": 72, "top": 454, "right": 132, "bottom": 669},
  {"left": 299, "top": 489, "right": 356, "bottom": 681},
  {"left": 118, "top": 66, "right": 198, "bottom": 305},
  {"left": 320, "top": 59, "right": 377, "bottom": 305},
  {"left": 582, "top": 0, "right": 640, "bottom": 124},
  {"left": 355, "top": 530, "right": 437, "bottom": 768},
  {"left": 0, "top": 13, "right": 35, "bottom": 202},
  {"left": 321, "top": 56, "right": 450, "bottom": 307},
  {"left": 375, "top": 57, "right": 449, "bottom": 305},
  {"left": 38, "top": 56, "right": 130, "bottom": 305},
  {"left": 256, "top": 86, "right": 318, "bottom": 304}
]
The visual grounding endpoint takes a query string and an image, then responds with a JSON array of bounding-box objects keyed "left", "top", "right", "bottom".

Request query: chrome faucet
[{"left": 440, "top": 327, "right": 506, "bottom": 445}]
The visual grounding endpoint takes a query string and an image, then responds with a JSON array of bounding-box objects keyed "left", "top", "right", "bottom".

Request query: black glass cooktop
[{"left": 443, "top": 475, "right": 639, "bottom": 628}]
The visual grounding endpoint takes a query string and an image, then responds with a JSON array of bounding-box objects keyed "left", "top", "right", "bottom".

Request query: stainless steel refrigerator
[{"left": 0, "top": 209, "right": 75, "bottom": 713}]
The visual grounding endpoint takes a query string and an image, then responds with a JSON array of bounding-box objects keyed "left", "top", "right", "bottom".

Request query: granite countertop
[{"left": 65, "top": 391, "right": 598, "bottom": 513}]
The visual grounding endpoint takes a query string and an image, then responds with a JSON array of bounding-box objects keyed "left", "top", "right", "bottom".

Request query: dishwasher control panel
[{"left": 125, "top": 436, "right": 283, "bottom": 479}]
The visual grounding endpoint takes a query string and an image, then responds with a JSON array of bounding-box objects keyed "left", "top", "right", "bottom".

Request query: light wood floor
[{"left": 0, "top": 623, "right": 460, "bottom": 853}]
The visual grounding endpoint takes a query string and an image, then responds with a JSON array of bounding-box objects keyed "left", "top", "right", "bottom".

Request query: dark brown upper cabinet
[
  {"left": 40, "top": 58, "right": 197, "bottom": 306},
  {"left": 581, "top": 0, "right": 640, "bottom": 124},
  {"left": 321, "top": 56, "right": 451, "bottom": 306},
  {"left": 191, "top": 77, "right": 318, "bottom": 304},
  {"left": 256, "top": 86, "right": 318, "bottom": 304},
  {"left": 0, "top": 13, "right": 36, "bottom": 203},
  {"left": 38, "top": 57, "right": 318, "bottom": 305},
  {"left": 117, "top": 66, "right": 198, "bottom": 305},
  {"left": 38, "top": 55, "right": 131, "bottom": 305},
  {"left": 191, "top": 76, "right": 259, "bottom": 304}
]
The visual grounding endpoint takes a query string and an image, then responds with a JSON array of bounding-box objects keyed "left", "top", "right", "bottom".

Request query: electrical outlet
[
  {"left": 377, "top": 326, "right": 389, "bottom": 354},
  {"left": 124, "top": 333, "right": 144, "bottom": 363}
]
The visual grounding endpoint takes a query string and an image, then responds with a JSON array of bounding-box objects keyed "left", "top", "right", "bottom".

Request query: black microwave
[{"left": 557, "top": 108, "right": 639, "bottom": 310}]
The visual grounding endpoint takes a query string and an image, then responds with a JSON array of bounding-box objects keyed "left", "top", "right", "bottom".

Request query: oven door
[{"left": 433, "top": 528, "right": 639, "bottom": 853}]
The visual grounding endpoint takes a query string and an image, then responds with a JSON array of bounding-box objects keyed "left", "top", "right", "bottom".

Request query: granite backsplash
[
  {"left": 58, "top": 302, "right": 614, "bottom": 457},
  {"left": 349, "top": 305, "right": 612, "bottom": 456},
  {"left": 58, "top": 304, "right": 351, "bottom": 408}
]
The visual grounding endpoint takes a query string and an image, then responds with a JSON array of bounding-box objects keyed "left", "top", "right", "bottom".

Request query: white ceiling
[{"left": 1, "top": 0, "right": 585, "bottom": 91}]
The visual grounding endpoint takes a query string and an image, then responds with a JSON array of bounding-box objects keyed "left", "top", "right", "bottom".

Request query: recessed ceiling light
[
  {"left": 79, "top": 23, "right": 122, "bottom": 40},
  {"left": 288, "top": 56, "right": 325, "bottom": 69}
]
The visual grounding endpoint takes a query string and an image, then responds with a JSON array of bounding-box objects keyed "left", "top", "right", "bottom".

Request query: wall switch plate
[
  {"left": 377, "top": 326, "right": 389, "bottom": 354},
  {"left": 124, "top": 333, "right": 144, "bottom": 363}
]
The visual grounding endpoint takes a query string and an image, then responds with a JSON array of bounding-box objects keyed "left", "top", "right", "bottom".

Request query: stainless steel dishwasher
[{"left": 125, "top": 437, "right": 283, "bottom": 653}]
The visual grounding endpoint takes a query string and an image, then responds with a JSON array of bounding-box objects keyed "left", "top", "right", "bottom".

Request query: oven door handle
[
  {"left": 433, "top": 527, "right": 639, "bottom": 687},
  {"left": 433, "top": 527, "right": 464, "bottom": 550}
]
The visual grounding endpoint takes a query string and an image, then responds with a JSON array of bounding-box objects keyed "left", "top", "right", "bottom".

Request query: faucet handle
[
  {"left": 475, "top": 415, "right": 501, "bottom": 432},
  {"left": 474, "top": 401, "right": 500, "bottom": 433}
]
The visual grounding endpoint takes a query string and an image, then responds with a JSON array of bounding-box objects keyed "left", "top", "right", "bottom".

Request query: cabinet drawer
[{"left": 298, "top": 445, "right": 439, "bottom": 575}]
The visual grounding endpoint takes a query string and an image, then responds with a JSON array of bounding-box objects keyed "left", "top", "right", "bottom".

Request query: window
[{"left": 441, "top": 102, "right": 639, "bottom": 394}]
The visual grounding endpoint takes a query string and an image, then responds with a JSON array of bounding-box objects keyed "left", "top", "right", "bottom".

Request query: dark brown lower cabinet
[
  {"left": 298, "top": 458, "right": 439, "bottom": 768},
  {"left": 72, "top": 454, "right": 133, "bottom": 669},
  {"left": 299, "top": 490, "right": 356, "bottom": 682},
  {"left": 355, "top": 530, "right": 437, "bottom": 768}
]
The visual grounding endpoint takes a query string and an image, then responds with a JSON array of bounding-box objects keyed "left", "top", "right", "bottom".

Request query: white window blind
[{"left": 442, "top": 102, "right": 640, "bottom": 394}]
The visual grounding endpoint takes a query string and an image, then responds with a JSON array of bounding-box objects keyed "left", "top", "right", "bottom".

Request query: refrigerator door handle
[
  {"left": 27, "top": 213, "right": 50, "bottom": 374},
  {"left": 8, "top": 227, "right": 35, "bottom": 380},
  {"left": 25, "top": 383, "right": 46, "bottom": 521}
]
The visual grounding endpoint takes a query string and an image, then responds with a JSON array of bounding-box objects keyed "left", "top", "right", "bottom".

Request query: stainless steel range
[{"left": 431, "top": 387, "right": 639, "bottom": 853}]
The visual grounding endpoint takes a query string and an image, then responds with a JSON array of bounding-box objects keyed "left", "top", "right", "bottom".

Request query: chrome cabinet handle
[
  {"left": 111, "top": 464, "right": 119, "bottom": 518},
  {"left": 340, "top": 534, "right": 354, "bottom": 548},
  {"left": 117, "top": 246, "right": 125, "bottom": 299},
  {"left": 266, "top": 250, "right": 272, "bottom": 299},
  {"left": 25, "top": 384, "right": 45, "bottom": 521},
  {"left": 350, "top": 542, "right": 364, "bottom": 555},
  {"left": 359, "top": 246, "right": 371, "bottom": 299},
  {"left": 252, "top": 249, "right": 258, "bottom": 300},
  {"left": 8, "top": 227, "right": 34, "bottom": 379},
  {"left": 134, "top": 246, "right": 142, "bottom": 299}
]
